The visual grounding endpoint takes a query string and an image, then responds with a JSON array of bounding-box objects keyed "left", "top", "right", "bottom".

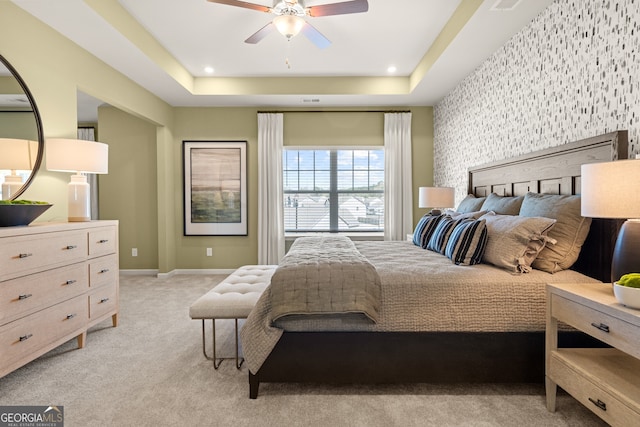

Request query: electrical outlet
[
  {"left": 206, "top": 248, "right": 212, "bottom": 257},
  {"left": 132, "top": 248, "right": 138, "bottom": 257}
]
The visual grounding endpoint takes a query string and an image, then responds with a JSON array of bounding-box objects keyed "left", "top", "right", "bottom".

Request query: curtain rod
[{"left": 257, "top": 109, "right": 412, "bottom": 114}]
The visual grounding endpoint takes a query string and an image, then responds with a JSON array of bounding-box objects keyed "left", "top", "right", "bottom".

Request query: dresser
[
  {"left": 0, "top": 221, "right": 119, "bottom": 378},
  {"left": 546, "top": 282, "right": 640, "bottom": 426}
]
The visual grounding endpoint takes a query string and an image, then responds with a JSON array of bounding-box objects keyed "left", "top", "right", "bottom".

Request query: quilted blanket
[{"left": 270, "top": 235, "right": 381, "bottom": 322}]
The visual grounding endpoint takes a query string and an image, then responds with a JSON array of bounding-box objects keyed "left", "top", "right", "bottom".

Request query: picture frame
[{"left": 183, "top": 140, "right": 247, "bottom": 236}]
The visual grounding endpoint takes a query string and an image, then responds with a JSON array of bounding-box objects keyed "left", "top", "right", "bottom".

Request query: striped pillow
[
  {"left": 426, "top": 215, "right": 462, "bottom": 254},
  {"left": 445, "top": 219, "right": 488, "bottom": 265},
  {"left": 412, "top": 214, "right": 445, "bottom": 248}
]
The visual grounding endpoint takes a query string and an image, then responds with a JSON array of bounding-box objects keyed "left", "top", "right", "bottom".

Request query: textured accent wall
[{"left": 434, "top": 0, "right": 640, "bottom": 203}]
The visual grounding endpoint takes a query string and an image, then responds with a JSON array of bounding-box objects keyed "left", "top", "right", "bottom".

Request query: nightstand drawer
[
  {"left": 551, "top": 293, "right": 640, "bottom": 359},
  {"left": 549, "top": 349, "right": 640, "bottom": 426}
]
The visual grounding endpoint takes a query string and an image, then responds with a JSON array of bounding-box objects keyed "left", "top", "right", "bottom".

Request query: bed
[{"left": 242, "top": 130, "right": 628, "bottom": 399}]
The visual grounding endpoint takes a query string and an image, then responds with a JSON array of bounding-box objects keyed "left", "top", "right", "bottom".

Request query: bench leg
[
  {"left": 235, "top": 318, "right": 244, "bottom": 369},
  {"left": 201, "top": 319, "right": 223, "bottom": 369}
]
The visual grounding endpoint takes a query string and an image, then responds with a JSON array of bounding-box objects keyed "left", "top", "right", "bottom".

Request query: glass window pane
[
  {"left": 314, "top": 170, "right": 330, "bottom": 191},
  {"left": 283, "top": 171, "right": 298, "bottom": 191},
  {"left": 353, "top": 150, "right": 369, "bottom": 170},
  {"left": 298, "top": 151, "right": 314, "bottom": 170},
  {"left": 370, "top": 150, "right": 384, "bottom": 169},
  {"left": 314, "top": 150, "right": 330, "bottom": 170},
  {"left": 284, "top": 151, "right": 299, "bottom": 170},
  {"left": 298, "top": 171, "right": 314, "bottom": 190},
  {"left": 337, "top": 171, "right": 353, "bottom": 190},
  {"left": 370, "top": 171, "right": 384, "bottom": 190},
  {"left": 353, "top": 171, "right": 369, "bottom": 189},
  {"left": 284, "top": 192, "right": 330, "bottom": 231},
  {"left": 337, "top": 151, "right": 352, "bottom": 170}
]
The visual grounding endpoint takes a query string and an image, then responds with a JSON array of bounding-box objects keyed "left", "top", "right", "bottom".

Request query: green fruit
[{"left": 618, "top": 273, "right": 640, "bottom": 288}]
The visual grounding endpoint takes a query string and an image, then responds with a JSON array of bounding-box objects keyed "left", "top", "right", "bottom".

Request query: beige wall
[{"left": 1, "top": 3, "right": 435, "bottom": 273}]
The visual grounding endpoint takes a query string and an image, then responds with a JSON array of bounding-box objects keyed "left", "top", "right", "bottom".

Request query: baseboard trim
[
  {"left": 120, "top": 269, "right": 160, "bottom": 276},
  {"left": 156, "top": 269, "right": 236, "bottom": 279}
]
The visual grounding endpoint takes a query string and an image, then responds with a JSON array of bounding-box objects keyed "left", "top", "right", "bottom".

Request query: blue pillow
[
  {"left": 412, "top": 214, "right": 445, "bottom": 248},
  {"left": 426, "top": 215, "right": 461, "bottom": 254},
  {"left": 445, "top": 219, "right": 488, "bottom": 265}
]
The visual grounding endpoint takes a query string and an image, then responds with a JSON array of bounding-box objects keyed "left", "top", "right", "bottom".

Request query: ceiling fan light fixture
[{"left": 273, "top": 14, "right": 305, "bottom": 39}]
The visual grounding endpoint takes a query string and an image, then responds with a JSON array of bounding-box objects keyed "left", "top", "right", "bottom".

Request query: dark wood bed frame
[{"left": 248, "top": 131, "right": 628, "bottom": 399}]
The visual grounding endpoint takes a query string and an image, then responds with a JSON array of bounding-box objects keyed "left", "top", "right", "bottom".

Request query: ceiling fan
[{"left": 206, "top": 0, "right": 369, "bottom": 49}]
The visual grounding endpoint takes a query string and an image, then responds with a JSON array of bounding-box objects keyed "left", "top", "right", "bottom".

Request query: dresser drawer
[
  {"left": 0, "top": 231, "right": 88, "bottom": 281},
  {"left": 88, "top": 227, "right": 117, "bottom": 257},
  {"left": 0, "top": 263, "right": 88, "bottom": 326},
  {"left": 0, "top": 295, "right": 88, "bottom": 369},
  {"left": 89, "top": 284, "right": 118, "bottom": 321},
  {"left": 89, "top": 255, "right": 118, "bottom": 289},
  {"left": 549, "top": 349, "right": 640, "bottom": 426},
  {"left": 551, "top": 294, "right": 640, "bottom": 359}
]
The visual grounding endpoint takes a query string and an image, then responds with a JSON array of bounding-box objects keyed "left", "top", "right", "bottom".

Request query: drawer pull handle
[
  {"left": 18, "top": 293, "right": 33, "bottom": 300},
  {"left": 65, "top": 279, "right": 77, "bottom": 285},
  {"left": 18, "top": 253, "right": 33, "bottom": 258},
  {"left": 66, "top": 314, "right": 76, "bottom": 320},
  {"left": 19, "top": 334, "right": 33, "bottom": 342},
  {"left": 588, "top": 397, "right": 607, "bottom": 411},
  {"left": 98, "top": 239, "right": 109, "bottom": 243},
  {"left": 590, "top": 322, "right": 610, "bottom": 333},
  {"left": 100, "top": 298, "right": 110, "bottom": 304},
  {"left": 99, "top": 268, "right": 110, "bottom": 274},
  {"left": 65, "top": 245, "right": 77, "bottom": 250}
]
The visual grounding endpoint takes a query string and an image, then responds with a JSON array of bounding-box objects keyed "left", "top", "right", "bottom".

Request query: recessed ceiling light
[
  {"left": 387, "top": 65, "right": 397, "bottom": 74},
  {"left": 204, "top": 66, "right": 214, "bottom": 74}
]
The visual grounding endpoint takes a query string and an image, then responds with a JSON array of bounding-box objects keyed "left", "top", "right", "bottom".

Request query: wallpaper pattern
[{"left": 434, "top": 0, "right": 640, "bottom": 203}]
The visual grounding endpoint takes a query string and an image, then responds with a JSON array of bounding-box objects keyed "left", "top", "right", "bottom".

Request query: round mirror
[{"left": 0, "top": 54, "right": 44, "bottom": 200}]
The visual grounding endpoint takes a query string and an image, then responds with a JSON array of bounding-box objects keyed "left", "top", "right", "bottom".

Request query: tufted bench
[{"left": 189, "top": 265, "right": 276, "bottom": 369}]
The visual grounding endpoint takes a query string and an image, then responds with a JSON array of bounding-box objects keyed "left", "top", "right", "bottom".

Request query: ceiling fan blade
[
  {"left": 301, "top": 22, "right": 331, "bottom": 49},
  {"left": 206, "top": 0, "right": 270, "bottom": 13},
  {"left": 245, "top": 22, "right": 275, "bottom": 44},
  {"left": 307, "top": 0, "right": 368, "bottom": 17}
]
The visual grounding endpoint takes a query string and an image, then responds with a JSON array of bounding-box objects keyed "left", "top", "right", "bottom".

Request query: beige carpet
[{"left": 0, "top": 274, "right": 606, "bottom": 427}]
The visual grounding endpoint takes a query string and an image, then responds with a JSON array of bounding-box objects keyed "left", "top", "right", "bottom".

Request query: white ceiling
[{"left": 11, "top": 0, "right": 553, "bottom": 121}]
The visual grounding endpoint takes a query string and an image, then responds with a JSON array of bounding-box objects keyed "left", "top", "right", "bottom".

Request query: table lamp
[
  {"left": 46, "top": 138, "right": 108, "bottom": 222},
  {"left": 581, "top": 159, "right": 640, "bottom": 283},
  {"left": 418, "top": 186, "right": 455, "bottom": 216},
  {"left": 0, "top": 138, "right": 38, "bottom": 200}
]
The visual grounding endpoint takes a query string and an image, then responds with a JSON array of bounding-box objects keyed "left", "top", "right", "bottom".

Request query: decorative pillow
[
  {"left": 444, "top": 219, "right": 488, "bottom": 265},
  {"left": 426, "top": 215, "right": 463, "bottom": 254},
  {"left": 519, "top": 192, "right": 592, "bottom": 273},
  {"left": 480, "top": 193, "right": 524, "bottom": 215},
  {"left": 480, "top": 212, "right": 556, "bottom": 273},
  {"left": 445, "top": 209, "right": 488, "bottom": 220},
  {"left": 412, "top": 214, "right": 446, "bottom": 248},
  {"left": 456, "top": 194, "right": 486, "bottom": 213}
]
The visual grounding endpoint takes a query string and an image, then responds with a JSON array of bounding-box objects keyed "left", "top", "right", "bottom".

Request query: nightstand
[{"left": 546, "top": 282, "right": 640, "bottom": 426}]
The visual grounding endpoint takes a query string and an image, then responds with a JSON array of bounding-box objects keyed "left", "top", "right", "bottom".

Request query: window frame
[{"left": 283, "top": 147, "right": 384, "bottom": 233}]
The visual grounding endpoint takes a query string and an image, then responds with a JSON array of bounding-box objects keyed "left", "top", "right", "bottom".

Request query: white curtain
[
  {"left": 257, "top": 113, "right": 285, "bottom": 264},
  {"left": 384, "top": 112, "right": 413, "bottom": 241}
]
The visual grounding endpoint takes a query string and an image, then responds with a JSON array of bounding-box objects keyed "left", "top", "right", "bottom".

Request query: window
[{"left": 283, "top": 149, "right": 384, "bottom": 232}]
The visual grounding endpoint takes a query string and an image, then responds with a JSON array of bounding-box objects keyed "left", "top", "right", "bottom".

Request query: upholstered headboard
[{"left": 468, "top": 131, "right": 628, "bottom": 282}]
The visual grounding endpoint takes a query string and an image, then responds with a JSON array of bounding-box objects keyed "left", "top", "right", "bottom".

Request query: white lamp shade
[
  {"left": 418, "top": 187, "right": 455, "bottom": 209},
  {"left": 273, "top": 15, "right": 305, "bottom": 38},
  {"left": 581, "top": 159, "right": 640, "bottom": 219},
  {"left": 46, "top": 138, "right": 108, "bottom": 174},
  {"left": 0, "top": 138, "right": 38, "bottom": 170}
]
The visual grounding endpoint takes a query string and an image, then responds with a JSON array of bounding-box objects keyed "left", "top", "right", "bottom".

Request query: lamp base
[
  {"left": 611, "top": 219, "right": 640, "bottom": 283},
  {"left": 67, "top": 174, "right": 91, "bottom": 222}
]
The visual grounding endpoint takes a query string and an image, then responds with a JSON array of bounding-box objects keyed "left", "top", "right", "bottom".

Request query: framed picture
[{"left": 183, "top": 141, "right": 247, "bottom": 236}]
